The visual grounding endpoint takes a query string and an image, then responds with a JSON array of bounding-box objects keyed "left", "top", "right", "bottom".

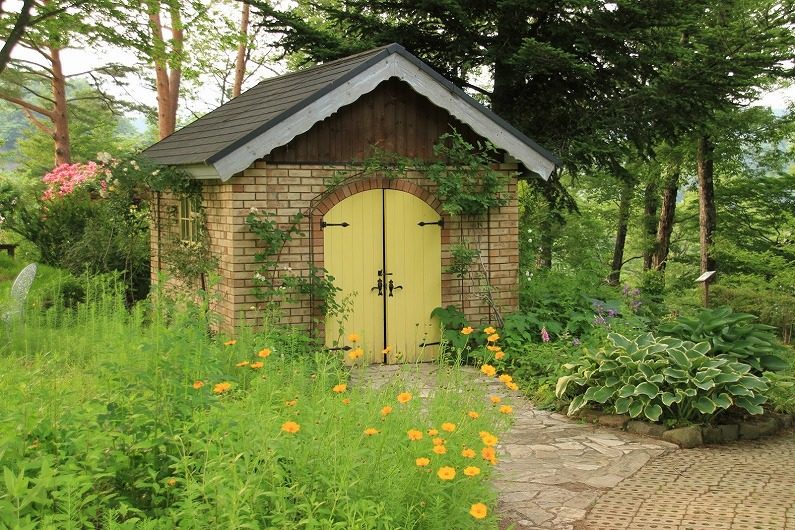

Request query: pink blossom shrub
[{"left": 41, "top": 162, "right": 106, "bottom": 200}]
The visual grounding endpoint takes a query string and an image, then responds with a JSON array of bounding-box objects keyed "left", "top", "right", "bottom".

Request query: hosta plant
[
  {"left": 657, "top": 306, "right": 787, "bottom": 373},
  {"left": 556, "top": 332, "right": 770, "bottom": 423}
]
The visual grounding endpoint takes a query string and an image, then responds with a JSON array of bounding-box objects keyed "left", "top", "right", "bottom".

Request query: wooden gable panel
[{"left": 266, "top": 78, "right": 484, "bottom": 164}]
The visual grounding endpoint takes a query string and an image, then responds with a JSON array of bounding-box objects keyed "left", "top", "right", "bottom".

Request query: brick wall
[{"left": 151, "top": 160, "right": 520, "bottom": 332}]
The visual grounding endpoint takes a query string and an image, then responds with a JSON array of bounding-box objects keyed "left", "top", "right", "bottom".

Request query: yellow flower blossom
[
  {"left": 236, "top": 361, "right": 250, "bottom": 367},
  {"left": 484, "top": 326, "right": 496, "bottom": 335},
  {"left": 382, "top": 346, "right": 392, "bottom": 354},
  {"left": 381, "top": 406, "right": 393, "bottom": 416},
  {"left": 432, "top": 437, "right": 445, "bottom": 446},
  {"left": 460, "top": 326, "right": 474, "bottom": 335},
  {"left": 415, "top": 457, "right": 430, "bottom": 467},
  {"left": 487, "top": 333, "right": 500, "bottom": 342},
  {"left": 480, "top": 364, "right": 496, "bottom": 377},
  {"left": 499, "top": 405, "right": 514, "bottom": 414},
  {"left": 480, "top": 432, "right": 498, "bottom": 447},
  {"left": 461, "top": 448, "right": 476, "bottom": 458},
  {"left": 166, "top": 478, "right": 177, "bottom": 487},
  {"left": 427, "top": 428, "right": 439, "bottom": 436},
  {"left": 192, "top": 380, "right": 204, "bottom": 390},
  {"left": 506, "top": 381, "right": 519, "bottom": 391},
  {"left": 342, "top": 398, "right": 351, "bottom": 405},
  {"left": 441, "top": 422, "right": 456, "bottom": 432},
  {"left": 397, "top": 392, "right": 412, "bottom": 404},
  {"left": 432, "top": 444, "right": 447, "bottom": 455},
  {"left": 489, "top": 395, "right": 502, "bottom": 404},
  {"left": 213, "top": 382, "right": 232, "bottom": 394},
  {"left": 364, "top": 427, "right": 379, "bottom": 436},
  {"left": 487, "top": 345, "right": 501, "bottom": 352},
  {"left": 258, "top": 348, "right": 272, "bottom": 358},
  {"left": 250, "top": 361, "right": 264, "bottom": 369},
  {"left": 495, "top": 351, "right": 506, "bottom": 360},
  {"left": 281, "top": 421, "right": 300, "bottom": 433},
  {"left": 224, "top": 339, "right": 237, "bottom": 346},
  {"left": 332, "top": 384, "right": 347, "bottom": 393},
  {"left": 407, "top": 429, "right": 423, "bottom": 441},
  {"left": 347, "top": 348, "right": 363, "bottom": 361},
  {"left": 481, "top": 446, "right": 497, "bottom": 464},
  {"left": 347, "top": 333, "right": 360, "bottom": 343},
  {"left": 286, "top": 399, "right": 298, "bottom": 407},
  {"left": 467, "top": 411, "right": 480, "bottom": 419},
  {"left": 469, "top": 503, "right": 488, "bottom": 519},
  {"left": 498, "top": 374, "right": 513, "bottom": 383},
  {"left": 463, "top": 466, "right": 481, "bottom": 477},
  {"left": 437, "top": 466, "right": 456, "bottom": 480}
]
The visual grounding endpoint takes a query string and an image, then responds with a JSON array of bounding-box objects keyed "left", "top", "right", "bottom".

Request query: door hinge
[
  {"left": 321, "top": 221, "right": 350, "bottom": 228},
  {"left": 418, "top": 219, "right": 444, "bottom": 227}
]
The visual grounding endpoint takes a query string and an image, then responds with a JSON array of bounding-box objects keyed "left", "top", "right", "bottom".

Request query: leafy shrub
[
  {"left": 710, "top": 285, "right": 794, "bottom": 343},
  {"left": 556, "top": 332, "right": 770, "bottom": 423},
  {"left": 658, "top": 306, "right": 788, "bottom": 373}
]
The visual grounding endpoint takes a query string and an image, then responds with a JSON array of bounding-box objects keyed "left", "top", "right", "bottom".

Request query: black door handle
[
  {"left": 371, "top": 278, "right": 383, "bottom": 296},
  {"left": 388, "top": 279, "right": 403, "bottom": 297}
]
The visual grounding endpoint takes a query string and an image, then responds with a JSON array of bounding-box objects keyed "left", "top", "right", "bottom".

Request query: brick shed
[{"left": 143, "top": 44, "right": 559, "bottom": 363}]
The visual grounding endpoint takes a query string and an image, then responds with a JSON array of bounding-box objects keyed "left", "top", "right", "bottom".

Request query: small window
[{"left": 177, "top": 196, "right": 201, "bottom": 242}]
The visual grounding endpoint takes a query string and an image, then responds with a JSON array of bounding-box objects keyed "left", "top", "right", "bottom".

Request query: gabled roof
[{"left": 143, "top": 44, "right": 560, "bottom": 180}]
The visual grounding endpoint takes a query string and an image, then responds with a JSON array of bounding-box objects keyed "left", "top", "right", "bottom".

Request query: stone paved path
[{"left": 581, "top": 429, "right": 795, "bottom": 530}]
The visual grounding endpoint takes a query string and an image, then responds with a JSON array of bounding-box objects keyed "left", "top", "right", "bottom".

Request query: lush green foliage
[
  {"left": 658, "top": 306, "right": 788, "bottom": 373},
  {"left": 1, "top": 280, "right": 509, "bottom": 528},
  {"left": 556, "top": 332, "right": 770, "bottom": 424}
]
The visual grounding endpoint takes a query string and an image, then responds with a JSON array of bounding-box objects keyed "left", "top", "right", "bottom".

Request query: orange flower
[
  {"left": 498, "top": 374, "right": 513, "bottom": 383},
  {"left": 480, "top": 432, "right": 498, "bottom": 447},
  {"left": 487, "top": 333, "right": 500, "bottom": 342},
  {"left": 381, "top": 406, "right": 393, "bottom": 416},
  {"left": 364, "top": 427, "right": 379, "bottom": 436},
  {"left": 489, "top": 395, "right": 502, "bottom": 404},
  {"left": 281, "top": 421, "right": 300, "bottom": 433},
  {"left": 347, "top": 333, "right": 360, "bottom": 343},
  {"left": 415, "top": 457, "right": 430, "bottom": 467},
  {"left": 460, "top": 326, "right": 474, "bottom": 335},
  {"left": 250, "top": 361, "right": 264, "bottom": 369},
  {"left": 499, "top": 405, "right": 514, "bottom": 414},
  {"left": 432, "top": 444, "right": 447, "bottom": 455},
  {"left": 486, "top": 345, "right": 501, "bottom": 352},
  {"left": 506, "top": 381, "right": 519, "bottom": 391},
  {"left": 213, "top": 382, "right": 232, "bottom": 394},
  {"left": 342, "top": 398, "right": 351, "bottom": 405},
  {"left": 481, "top": 446, "right": 497, "bottom": 464},
  {"left": 382, "top": 346, "right": 392, "bottom": 354},
  {"left": 192, "top": 380, "right": 204, "bottom": 390},
  {"left": 224, "top": 339, "right": 237, "bottom": 346},
  {"left": 441, "top": 422, "right": 456, "bottom": 433},
  {"left": 463, "top": 466, "right": 481, "bottom": 477},
  {"left": 427, "top": 428, "right": 439, "bottom": 436},
  {"left": 397, "top": 392, "right": 412, "bottom": 404},
  {"left": 407, "top": 429, "right": 423, "bottom": 441},
  {"left": 286, "top": 399, "right": 298, "bottom": 407},
  {"left": 332, "top": 384, "right": 347, "bottom": 393},
  {"left": 469, "top": 503, "right": 488, "bottom": 519},
  {"left": 437, "top": 466, "right": 456, "bottom": 480},
  {"left": 461, "top": 448, "right": 476, "bottom": 458},
  {"left": 432, "top": 437, "right": 445, "bottom": 446},
  {"left": 347, "top": 348, "right": 363, "bottom": 361},
  {"left": 467, "top": 411, "right": 480, "bottom": 419},
  {"left": 236, "top": 361, "right": 250, "bottom": 367},
  {"left": 484, "top": 326, "right": 496, "bottom": 335},
  {"left": 258, "top": 348, "right": 272, "bottom": 358},
  {"left": 166, "top": 478, "right": 177, "bottom": 487},
  {"left": 494, "top": 351, "right": 506, "bottom": 360},
  {"left": 480, "top": 364, "right": 496, "bottom": 377}
]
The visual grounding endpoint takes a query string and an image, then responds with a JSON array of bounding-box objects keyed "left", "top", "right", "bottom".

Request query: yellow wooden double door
[{"left": 323, "top": 189, "right": 442, "bottom": 363}]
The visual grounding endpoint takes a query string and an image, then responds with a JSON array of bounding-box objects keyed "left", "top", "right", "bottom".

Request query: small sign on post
[{"left": 695, "top": 270, "right": 717, "bottom": 307}]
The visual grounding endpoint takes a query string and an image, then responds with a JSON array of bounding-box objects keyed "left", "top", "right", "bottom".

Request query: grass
[{"left": 0, "top": 275, "right": 513, "bottom": 529}]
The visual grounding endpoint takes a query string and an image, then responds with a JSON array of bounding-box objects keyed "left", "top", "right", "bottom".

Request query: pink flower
[{"left": 541, "top": 326, "right": 550, "bottom": 343}]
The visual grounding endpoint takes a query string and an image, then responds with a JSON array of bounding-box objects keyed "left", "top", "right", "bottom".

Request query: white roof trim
[
  {"left": 183, "top": 164, "right": 222, "bottom": 180},
  {"left": 212, "top": 54, "right": 556, "bottom": 181}
]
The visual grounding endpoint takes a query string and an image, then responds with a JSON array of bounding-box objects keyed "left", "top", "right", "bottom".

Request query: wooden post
[{"left": 695, "top": 270, "right": 716, "bottom": 307}]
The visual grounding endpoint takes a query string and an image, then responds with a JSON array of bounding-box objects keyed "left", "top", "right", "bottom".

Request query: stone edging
[{"left": 574, "top": 409, "right": 795, "bottom": 448}]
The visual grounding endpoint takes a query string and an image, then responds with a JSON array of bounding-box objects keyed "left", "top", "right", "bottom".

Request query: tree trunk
[
  {"left": 50, "top": 46, "right": 71, "bottom": 165},
  {"left": 233, "top": 2, "right": 249, "bottom": 98},
  {"left": 697, "top": 135, "right": 716, "bottom": 273},
  {"left": 652, "top": 169, "right": 680, "bottom": 271},
  {"left": 642, "top": 177, "right": 658, "bottom": 270},
  {"left": 146, "top": 0, "right": 181, "bottom": 139},
  {"left": 608, "top": 180, "right": 633, "bottom": 285}
]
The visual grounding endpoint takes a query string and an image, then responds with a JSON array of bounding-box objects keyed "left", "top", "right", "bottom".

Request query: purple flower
[
  {"left": 540, "top": 327, "right": 550, "bottom": 343},
  {"left": 572, "top": 338, "right": 581, "bottom": 346},
  {"left": 593, "top": 315, "right": 607, "bottom": 326},
  {"left": 607, "top": 309, "right": 618, "bottom": 317}
]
